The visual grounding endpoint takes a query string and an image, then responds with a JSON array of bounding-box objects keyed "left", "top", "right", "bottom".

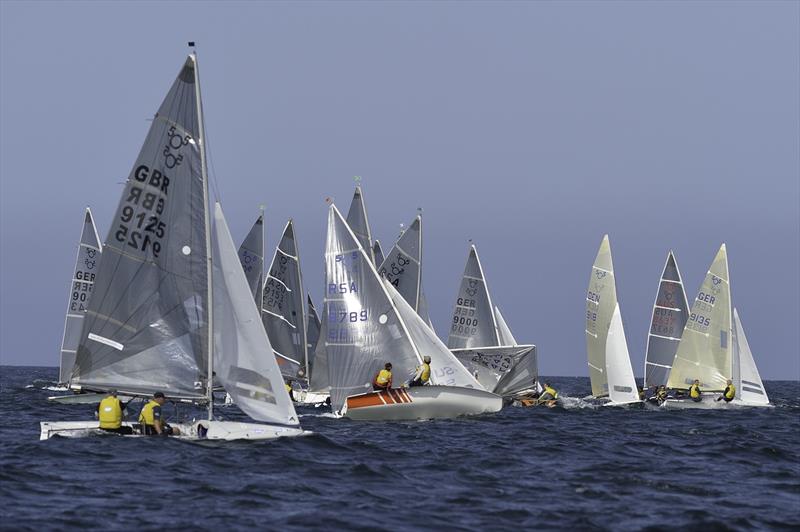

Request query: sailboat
[
  {"left": 237, "top": 210, "right": 265, "bottom": 305},
  {"left": 346, "top": 185, "right": 375, "bottom": 264},
  {"left": 584, "top": 235, "right": 640, "bottom": 405},
  {"left": 663, "top": 244, "right": 770, "bottom": 408},
  {"left": 57, "top": 208, "right": 102, "bottom": 386},
  {"left": 40, "top": 52, "right": 303, "bottom": 440},
  {"left": 643, "top": 251, "right": 689, "bottom": 389},
  {"left": 447, "top": 245, "right": 539, "bottom": 398},
  {"left": 321, "top": 205, "right": 502, "bottom": 420}
]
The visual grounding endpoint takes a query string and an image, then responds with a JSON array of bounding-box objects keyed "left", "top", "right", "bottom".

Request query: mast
[
  {"left": 191, "top": 45, "right": 214, "bottom": 420},
  {"left": 415, "top": 213, "right": 422, "bottom": 312}
]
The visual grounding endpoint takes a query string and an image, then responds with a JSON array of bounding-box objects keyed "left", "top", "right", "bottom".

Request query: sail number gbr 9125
[{"left": 115, "top": 164, "right": 170, "bottom": 257}]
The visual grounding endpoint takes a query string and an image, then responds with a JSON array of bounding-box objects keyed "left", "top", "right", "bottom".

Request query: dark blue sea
[{"left": 1, "top": 366, "right": 798, "bottom": 531}]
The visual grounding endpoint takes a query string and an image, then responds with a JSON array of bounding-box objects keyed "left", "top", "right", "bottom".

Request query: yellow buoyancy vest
[
  {"left": 376, "top": 369, "right": 392, "bottom": 386},
  {"left": 285, "top": 383, "right": 292, "bottom": 394},
  {"left": 724, "top": 384, "right": 736, "bottom": 400},
  {"left": 139, "top": 400, "right": 160, "bottom": 425},
  {"left": 544, "top": 386, "right": 558, "bottom": 399},
  {"left": 420, "top": 363, "right": 431, "bottom": 383},
  {"left": 689, "top": 384, "right": 701, "bottom": 399},
  {"left": 98, "top": 396, "right": 122, "bottom": 429}
]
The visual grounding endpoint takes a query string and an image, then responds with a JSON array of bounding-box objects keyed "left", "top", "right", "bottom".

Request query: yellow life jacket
[
  {"left": 544, "top": 385, "right": 558, "bottom": 399},
  {"left": 138, "top": 400, "right": 160, "bottom": 425},
  {"left": 689, "top": 384, "right": 701, "bottom": 399},
  {"left": 285, "top": 383, "right": 292, "bottom": 394},
  {"left": 420, "top": 363, "right": 431, "bottom": 383},
  {"left": 98, "top": 396, "right": 122, "bottom": 429},
  {"left": 724, "top": 384, "right": 736, "bottom": 400},
  {"left": 375, "top": 369, "right": 392, "bottom": 386}
]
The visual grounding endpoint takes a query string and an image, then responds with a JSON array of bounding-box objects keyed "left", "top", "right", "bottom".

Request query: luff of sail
[
  {"left": 667, "top": 244, "right": 732, "bottom": 391},
  {"left": 59, "top": 208, "right": 102, "bottom": 384},
  {"left": 212, "top": 204, "right": 299, "bottom": 426},
  {"left": 377, "top": 216, "right": 422, "bottom": 315},
  {"left": 323, "top": 204, "right": 421, "bottom": 412},
  {"left": 346, "top": 185, "right": 375, "bottom": 264},
  {"left": 237, "top": 212, "right": 264, "bottom": 306},
  {"left": 261, "top": 219, "right": 309, "bottom": 379},
  {"left": 447, "top": 245, "right": 500, "bottom": 349},
  {"left": 71, "top": 55, "right": 209, "bottom": 399},
  {"left": 585, "top": 235, "right": 616, "bottom": 397},
  {"left": 732, "top": 308, "right": 769, "bottom": 404}
]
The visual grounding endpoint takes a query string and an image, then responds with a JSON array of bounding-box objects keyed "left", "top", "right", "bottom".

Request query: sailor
[
  {"left": 372, "top": 363, "right": 393, "bottom": 391},
  {"left": 138, "top": 392, "right": 175, "bottom": 436},
  {"left": 717, "top": 379, "right": 736, "bottom": 403},
  {"left": 285, "top": 379, "right": 296, "bottom": 402},
  {"left": 409, "top": 356, "right": 431, "bottom": 387},
  {"left": 689, "top": 379, "right": 702, "bottom": 403},
  {"left": 656, "top": 385, "right": 668, "bottom": 405},
  {"left": 96, "top": 390, "right": 132, "bottom": 435},
  {"left": 539, "top": 382, "right": 558, "bottom": 402}
]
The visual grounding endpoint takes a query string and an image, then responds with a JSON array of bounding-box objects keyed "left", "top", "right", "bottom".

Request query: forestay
[
  {"left": 345, "top": 186, "right": 374, "bottom": 264},
  {"left": 605, "top": 304, "right": 640, "bottom": 404},
  {"left": 261, "top": 220, "right": 308, "bottom": 379},
  {"left": 585, "top": 235, "right": 616, "bottom": 397},
  {"left": 59, "top": 208, "right": 102, "bottom": 384},
  {"left": 447, "top": 245, "right": 500, "bottom": 349},
  {"left": 385, "top": 280, "right": 482, "bottom": 389},
  {"left": 668, "top": 244, "right": 731, "bottom": 392},
  {"left": 644, "top": 251, "right": 689, "bottom": 389},
  {"left": 732, "top": 308, "right": 769, "bottom": 405},
  {"left": 323, "top": 205, "right": 420, "bottom": 412},
  {"left": 71, "top": 56, "right": 209, "bottom": 399},
  {"left": 452, "top": 345, "right": 537, "bottom": 396},
  {"left": 494, "top": 307, "right": 517, "bottom": 346},
  {"left": 377, "top": 216, "right": 422, "bottom": 317},
  {"left": 212, "top": 204, "right": 299, "bottom": 426},
  {"left": 237, "top": 213, "right": 264, "bottom": 306}
]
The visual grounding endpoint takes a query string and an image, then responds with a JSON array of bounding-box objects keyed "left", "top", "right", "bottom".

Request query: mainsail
[
  {"left": 605, "top": 304, "right": 640, "bottom": 404},
  {"left": 306, "top": 295, "right": 321, "bottom": 371},
  {"left": 59, "top": 208, "right": 102, "bottom": 384},
  {"left": 372, "top": 240, "right": 385, "bottom": 268},
  {"left": 585, "top": 235, "right": 617, "bottom": 397},
  {"left": 345, "top": 185, "right": 374, "bottom": 264},
  {"left": 261, "top": 220, "right": 309, "bottom": 379},
  {"left": 71, "top": 56, "right": 209, "bottom": 399},
  {"left": 732, "top": 308, "right": 769, "bottom": 405},
  {"left": 644, "top": 251, "right": 689, "bottom": 388},
  {"left": 237, "top": 212, "right": 264, "bottom": 306},
  {"left": 494, "top": 307, "right": 517, "bottom": 346},
  {"left": 322, "top": 204, "right": 421, "bottom": 411},
  {"left": 377, "top": 216, "right": 422, "bottom": 315},
  {"left": 212, "top": 204, "right": 299, "bottom": 426},
  {"left": 447, "top": 245, "right": 500, "bottom": 349},
  {"left": 667, "top": 244, "right": 732, "bottom": 391}
]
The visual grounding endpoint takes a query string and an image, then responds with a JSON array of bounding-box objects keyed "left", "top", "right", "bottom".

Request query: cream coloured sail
[
  {"left": 667, "top": 244, "right": 731, "bottom": 391},
  {"left": 605, "top": 304, "right": 640, "bottom": 404},
  {"left": 585, "top": 235, "right": 616, "bottom": 397},
  {"left": 732, "top": 308, "right": 769, "bottom": 405}
]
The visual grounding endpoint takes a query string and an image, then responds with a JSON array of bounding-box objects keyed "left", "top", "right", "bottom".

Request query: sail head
[{"left": 447, "top": 245, "right": 500, "bottom": 349}]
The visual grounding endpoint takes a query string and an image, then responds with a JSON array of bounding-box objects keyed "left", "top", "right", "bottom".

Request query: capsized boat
[
  {"left": 40, "top": 52, "right": 304, "bottom": 440},
  {"left": 663, "top": 245, "right": 770, "bottom": 408},
  {"left": 57, "top": 208, "right": 102, "bottom": 386},
  {"left": 320, "top": 204, "right": 501, "bottom": 420},
  {"left": 585, "top": 235, "right": 640, "bottom": 406},
  {"left": 447, "top": 245, "right": 540, "bottom": 397}
]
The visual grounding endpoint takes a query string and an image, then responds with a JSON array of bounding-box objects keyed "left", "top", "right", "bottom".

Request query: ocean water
[{"left": 1, "top": 366, "right": 798, "bottom": 531}]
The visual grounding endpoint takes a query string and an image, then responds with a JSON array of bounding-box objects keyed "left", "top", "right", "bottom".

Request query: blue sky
[{"left": 1, "top": 1, "right": 798, "bottom": 379}]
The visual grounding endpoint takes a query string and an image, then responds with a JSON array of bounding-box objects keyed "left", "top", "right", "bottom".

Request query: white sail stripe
[
  {"left": 649, "top": 333, "right": 681, "bottom": 341},
  {"left": 706, "top": 270, "right": 729, "bottom": 283},
  {"left": 587, "top": 362, "right": 603, "bottom": 372},
  {"left": 261, "top": 309, "right": 297, "bottom": 328},
  {"left": 273, "top": 350, "right": 302, "bottom": 364},
  {"left": 84, "top": 311, "right": 137, "bottom": 332},
  {"left": 70, "top": 279, "right": 96, "bottom": 284},
  {"left": 645, "top": 361, "right": 672, "bottom": 369},
  {"left": 593, "top": 266, "right": 613, "bottom": 274},
  {"left": 275, "top": 247, "right": 299, "bottom": 261},
  {"left": 393, "top": 243, "right": 421, "bottom": 266},
  {"left": 586, "top": 298, "right": 599, "bottom": 306},
  {"left": 61, "top": 349, "right": 78, "bottom": 353},
  {"left": 87, "top": 333, "right": 124, "bottom": 351},
  {"left": 79, "top": 243, "right": 102, "bottom": 251},
  {"left": 66, "top": 313, "right": 85, "bottom": 319},
  {"left": 325, "top": 342, "right": 359, "bottom": 346},
  {"left": 585, "top": 329, "right": 598, "bottom": 338},
  {"left": 462, "top": 274, "right": 485, "bottom": 282},
  {"left": 659, "top": 278, "right": 682, "bottom": 284},
  {"left": 265, "top": 275, "right": 291, "bottom": 291},
  {"left": 654, "top": 305, "right": 683, "bottom": 311}
]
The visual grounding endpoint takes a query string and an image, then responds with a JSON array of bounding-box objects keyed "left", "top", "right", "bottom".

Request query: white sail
[
  {"left": 384, "top": 280, "right": 482, "bottom": 389},
  {"left": 732, "top": 308, "right": 769, "bottom": 405},
  {"left": 447, "top": 245, "right": 500, "bottom": 349},
  {"left": 585, "top": 235, "right": 616, "bottom": 397},
  {"left": 372, "top": 240, "right": 385, "bottom": 268},
  {"left": 668, "top": 244, "right": 732, "bottom": 391},
  {"left": 605, "top": 304, "right": 640, "bottom": 404},
  {"left": 345, "top": 185, "right": 374, "bottom": 264},
  {"left": 494, "top": 306, "right": 517, "bottom": 346},
  {"left": 212, "top": 204, "right": 299, "bottom": 426},
  {"left": 59, "top": 208, "right": 102, "bottom": 384},
  {"left": 452, "top": 345, "right": 537, "bottom": 396},
  {"left": 306, "top": 295, "right": 321, "bottom": 372},
  {"left": 644, "top": 251, "right": 689, "bottom": 388},
  {"left": 377, "top": 215, "right": 425, "bottom": 318},
  {"left": 237, "top": 212, "right": 264, "bottom": 306}
]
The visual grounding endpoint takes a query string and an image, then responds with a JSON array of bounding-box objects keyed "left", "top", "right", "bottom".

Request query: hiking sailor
[
  {"left": 717, "top": 379, "right": 736, "bottom": 403},
  {"left": 409, "top": 356, "right": 431, "bottom": 387},
  {"left": 372, "top": 363, "right": 393, "bottom": 391},
  {"left": 138, "top": 392, "right": 178, "bottom": 436},
  {"left": 96, "top": 390, "right": 133, "bottom": 435}
]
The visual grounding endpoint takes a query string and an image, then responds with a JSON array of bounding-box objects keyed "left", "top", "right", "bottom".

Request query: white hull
[
  {"left": 39, "top": 420, "right": 306, "bottom": 441},
  {"left": 661, "top": 394, "right": 773, "bottom": 410},
  {"left": 293, "top": 389, "right": 330, "bottom": 406},
  {"left": 344, "top": 385, "right": 502, "bottom": 421},
  {"left": 602, "top": 399, "right": 642, "bottom": 407}
]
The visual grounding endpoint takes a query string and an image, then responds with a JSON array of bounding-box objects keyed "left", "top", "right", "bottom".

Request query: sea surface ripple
[{"left": 1, "top": 366, "right": 798, "bottom": 531}]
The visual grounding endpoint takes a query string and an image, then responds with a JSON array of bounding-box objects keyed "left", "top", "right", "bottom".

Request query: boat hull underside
[{"left": 344, "top": 385, "right": 502, "bottom": 421}]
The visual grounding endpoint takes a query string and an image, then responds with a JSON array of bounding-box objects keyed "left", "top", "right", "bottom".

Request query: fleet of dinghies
[{"left": 45, "top": 49, "right": 772, "bottom": 441}]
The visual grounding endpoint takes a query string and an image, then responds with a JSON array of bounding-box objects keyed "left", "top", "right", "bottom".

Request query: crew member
[
  {"left": 97, "top": 390, "right": 132, "bottom": 435},
  {"left": 285, "top": 379, "right": 295, "bottom": 402},
  {"left": 409, "top": 356, "right": 431, "bottom": 387},
  {"left": 373, "top": 363, "right": 393, "bottom": 391},
  {"left": 139, "top": 392, "right": 174, "bottom": 436},
  {"left": 539, "top": 382, "right": 558, "bottom": 402},
  {"left": 656, "top": 385, "right": 668, "bottom": 405},
  {"left": 717, "top": 379, "right": 736, "bottom": 403},
  {"left": 689, "top": 379, "right": 702, "bottom": 403}
]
